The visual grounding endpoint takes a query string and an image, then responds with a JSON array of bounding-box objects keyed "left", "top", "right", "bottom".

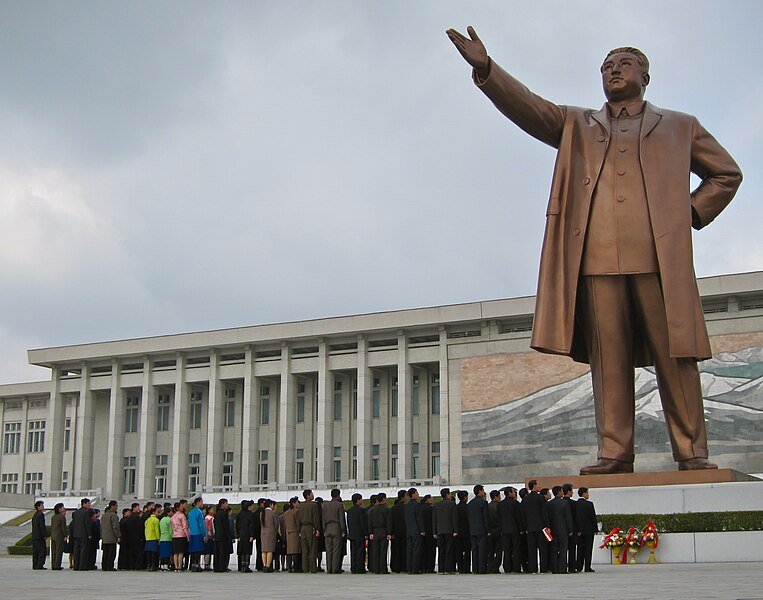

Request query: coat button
[
  {"left": 617, "top": 195, "right": 625, "bottom": 203},
  {"left": 597, "top": 136, "right": 606, "bottom": 142},
  {"left": 618, "top": 169, "right": 625, "bottom": 176},
  {"left": 574, "top": 229, "right": 580, "bottom": 236},
  {"left": 583, "top": 177, "right": 591, "bottom": 185},
  {"left": 619, "top": 147, "right": 627, "bottom": 153}
]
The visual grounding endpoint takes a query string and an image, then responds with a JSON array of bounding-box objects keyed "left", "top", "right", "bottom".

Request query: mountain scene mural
[{"left": 461, "top": 346, "right": 763, "bottom": 481}]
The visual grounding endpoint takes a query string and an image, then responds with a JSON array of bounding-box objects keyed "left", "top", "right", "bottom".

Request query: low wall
[
  {"left": 593, "top": 531, "right": 763, "bottom": 564},
  {"left": 0, "top": 493, "right": 34, "bottom": 510}
]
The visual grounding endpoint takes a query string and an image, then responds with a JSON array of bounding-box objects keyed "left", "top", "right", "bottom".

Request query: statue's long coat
[{"left": 474, "top": 62, "right": 742, "bottom": 365}]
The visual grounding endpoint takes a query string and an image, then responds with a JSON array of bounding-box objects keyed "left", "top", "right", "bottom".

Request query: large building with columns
[{"left": 1, "top": 270, "right": 763, "bottom": 499}]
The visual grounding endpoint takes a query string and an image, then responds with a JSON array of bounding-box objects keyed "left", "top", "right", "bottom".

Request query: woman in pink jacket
[{"left": 170, "top": 501, "right": 190, "bottom": 572}]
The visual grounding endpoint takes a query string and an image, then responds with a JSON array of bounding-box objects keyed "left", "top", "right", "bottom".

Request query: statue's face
[{"left": 601, "top": 52, "right": 649, "bottom": 102}]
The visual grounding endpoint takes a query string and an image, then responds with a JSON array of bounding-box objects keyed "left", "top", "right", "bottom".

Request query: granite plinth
[{"left": 526, "top": 468, "right": 759, "bottom": 490}]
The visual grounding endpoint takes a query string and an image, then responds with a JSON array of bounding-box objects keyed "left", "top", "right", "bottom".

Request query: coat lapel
[
  {"left": 591, "top": 105, "right": 610, "bottom": 136},
  {"left": 641, "top": 102, "right": 662, "bottom": 140}
]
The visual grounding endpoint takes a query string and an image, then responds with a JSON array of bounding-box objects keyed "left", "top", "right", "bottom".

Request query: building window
[
  {"left": 123, "top": 456, "right": 136, "bottom": 494},
  {"left": 372, "top": 444, "right": 380, "bottom": 456},
  {"left": 431, "top": 442, "right": 441, "bottom": 477},
  {"left": 260, "top": 397, "right": 270, "bottom": 425},
  {"left": 3, "top": 422, "right": 21, "bottom": 454},
  {"left": 297, "top": 393, "right": 305, "bottom": 423},
  {"left": 431, "top": 373, "right": 440, "bottom": 415},
  {"left": 333, "top": 446, "right": 342, "bottom": 482},
  {"left": 1, "top": 473, "right": 19, "bottom": 494},
  {"left": 190, "top": 392, "right": 203, "bottom": 429},
  {"left": 62, "top": 471, "right": 69, "bottom": 491},
  {"left": 125, "top": 396, "right": 140, "bottom": 433},
  {"left": 223, "top": 451, "right": 235, "bottom": 487},
  {"left": 372, "top": 458, "right": 380, "bottom": 481},
  {"left": 333, "top": 391, "right": 342, "bottom": 421},
  {"left": 391, "top": 386, "right": 398, "bottom": 417},
  {"left": 412, "top": 442, "right": 420, "bottom": 479},
  {"left": 372, "top": 383, "right": 380, "bottom": 418},
  {"left": 64, "top": 417, "right": 71, "bottom": 452},
  {"left": 157, "top": 394, "right": 171, "bottom": 432},
  {"left": 258, "top": 449, "right": 269, "bottom": 485},
  {"left": 296, "top": 448, "right": 304, "bottom": 484},
  {"left": 24, "top": 472, "right": 43, "bottom": 495},
  {"left": 188, "top": 453, "right": 200, "bottom": 494},
  {"left": 352, "top": 379, "right": 358, "bottom": 419},
  {"left": 155, "top": 455, "right": 168, "bottom": 497},
  {"left": 391, "top": 443, "right": 398, "bottom": 478},
  {"left": 412, "top": 375, "right": 420, "bottom": 416},
  {"left": 224, "top": 389, "right": 236, "bottom": 428},
  {"left": 27, "top": 420, "right": 46, "bottom": 453}
]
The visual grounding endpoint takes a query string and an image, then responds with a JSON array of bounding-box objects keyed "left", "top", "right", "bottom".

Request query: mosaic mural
[{"left": 461, "top": 340, "right": 763, "bottom": 481}]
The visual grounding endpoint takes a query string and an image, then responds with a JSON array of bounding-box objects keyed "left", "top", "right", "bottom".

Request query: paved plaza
[{"left": 2, "top": 556, "right": 762, "bottom": 600}]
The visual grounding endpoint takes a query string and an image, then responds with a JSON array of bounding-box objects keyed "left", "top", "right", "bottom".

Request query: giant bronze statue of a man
[{"left": 447, "top": 27, "right": 742, "bottom": 474}]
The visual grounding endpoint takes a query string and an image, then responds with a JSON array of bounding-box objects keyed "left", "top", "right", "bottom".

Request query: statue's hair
[{"left": 603, "top": 47, "right": 649, "bottom": 74}]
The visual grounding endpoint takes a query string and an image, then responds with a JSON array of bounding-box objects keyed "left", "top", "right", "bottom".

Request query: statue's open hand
[{"left": 446, "top": 26, "right": 488, "bottom": 71}]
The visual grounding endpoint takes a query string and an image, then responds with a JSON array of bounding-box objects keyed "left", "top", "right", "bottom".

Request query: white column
[
  {"left": 44, "top": 368, "right": 65, "bottom": 492},
  {"left": 137, "top": 356, "right": 156, "bottom": 498},
  {"left": 438, "top": 328, "right": 450, "bottom": 483},
  {"left": 315, "top": 340, "right": 331, "bottom": 484},
  {"left": 105, "top": 360, "right": 124, "bottom": 498},
  {"left": 205, "top": 350, "right": 223, "bottom": 487},
  {"left": 277, "top": 343, "right": 295, "bottom": 485},
  {"left": 355, "top": 335, "right": 372, "bottom": 481},
  {"left": 170, "top": 354, "right": 189, "bottom": 497},
  {"left": 73, "top": 364, "right": 95, "bottom": 490},
  {"left": 396, "top": 332, "right": 411, "bottom": 480},
  {"left": 240, "top": 346, "right": 258, "bottom": 486}
]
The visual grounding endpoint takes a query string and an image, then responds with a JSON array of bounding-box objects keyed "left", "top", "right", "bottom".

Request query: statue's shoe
[
  {"left": 677, "top": 458, "right": 718, "bottom": 471},
  {"left": 579, "top": 459, "right": 634, "bottom": 475}
]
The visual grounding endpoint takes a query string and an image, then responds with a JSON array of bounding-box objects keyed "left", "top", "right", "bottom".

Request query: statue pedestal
[{"left": 526, "top": 468, "right": 759, "bottom": 490}]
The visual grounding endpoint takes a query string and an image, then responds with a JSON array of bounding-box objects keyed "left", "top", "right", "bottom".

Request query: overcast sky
[{"left": 0, "top": 0, "right": 761, "bottom": 384}]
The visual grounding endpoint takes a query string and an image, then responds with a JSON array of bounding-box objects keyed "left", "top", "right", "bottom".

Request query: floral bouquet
[
  {"left": 642, "top": 521, "right": 659, "bottom": 564},
  {"left": 599, "top": 527, "right": 626, "bottom": 564},
  {"left": 624, "top": 527, "right": 642, "bottom": 564}
]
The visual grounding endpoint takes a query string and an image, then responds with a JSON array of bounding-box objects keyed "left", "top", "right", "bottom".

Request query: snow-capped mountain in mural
[{"left": 461, "top": 347, "right": 763, "bottom": 480}]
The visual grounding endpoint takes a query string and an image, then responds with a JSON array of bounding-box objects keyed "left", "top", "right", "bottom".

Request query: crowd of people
[{"left": 30, "top": 480, "right": 598, "bottom": 575}]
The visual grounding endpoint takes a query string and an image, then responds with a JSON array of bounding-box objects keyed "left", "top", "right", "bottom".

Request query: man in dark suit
[
  {"left": 346, "top": 493, "right": 368, "bottom": 574},
  {"left": 71, "top": 497, "right": 93, "bottom": 571},
  {"left": 467, "top": 484, "right": 490, "bottom": 574},
  {"left": 389, "top": 489, "right": 408, "bottom": 573},
  {"left": 213, "top": 498, "right": 231, "bottom": 572},
  {"left": 575, "top": 487, "right": 598, "bottom": 573},
  {"left": 487, "top": 489, "right": 503, "bottom": 572},
  {"left": 420, "top": 495, "right": 436, "bottom": 573},
  {"left": 367, "top": 493, "right": 391, "bottom": 574},
  {"left": 562, "top": 483, "right": 579, "bottom": 572},
  {"left": 522, "top": 480, "right": 549, "bottom": 574},
  {"left": 31, "top": 500, "right": 48, "bottom": 570},
  {"left": 547, "top": 486, "right": 574, "bottom": 574},
  {"left": 432, "top": 487, "right": 458, "bottom": 574},
  {"left": 128, "top": 503, "right": 143, "bottom": 570},
  {"left": 499, "top": 486, "right": 524, "bottom": 574},
  {"left": 404, "top": 488, "right": 425, "bottom": 574},
  {"left": 456, "top": 490, "right": 471, "bottom": 573}
]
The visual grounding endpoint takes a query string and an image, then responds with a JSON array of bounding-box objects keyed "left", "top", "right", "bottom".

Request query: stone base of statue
[{"left": 527, "top": 468, "right": 759, "bottom": 491}]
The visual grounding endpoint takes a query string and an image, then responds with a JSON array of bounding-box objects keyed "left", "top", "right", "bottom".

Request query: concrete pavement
[{"left": 2, "top": 556, "right": 763, "bottom": 599}]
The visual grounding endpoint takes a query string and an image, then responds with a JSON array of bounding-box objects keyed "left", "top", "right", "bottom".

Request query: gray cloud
[{"left": 0, "top": 1, "right": 760, "bottom": 383}]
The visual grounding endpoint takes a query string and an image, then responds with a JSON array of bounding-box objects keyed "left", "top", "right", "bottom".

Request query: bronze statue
[{"left": 447, "top": 26, "right": 742, "bottom": 474}]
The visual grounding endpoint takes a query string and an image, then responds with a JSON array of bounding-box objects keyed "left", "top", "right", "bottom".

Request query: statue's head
[{"left": 601, "top": 47, "right": 650, "bottom": 103}]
